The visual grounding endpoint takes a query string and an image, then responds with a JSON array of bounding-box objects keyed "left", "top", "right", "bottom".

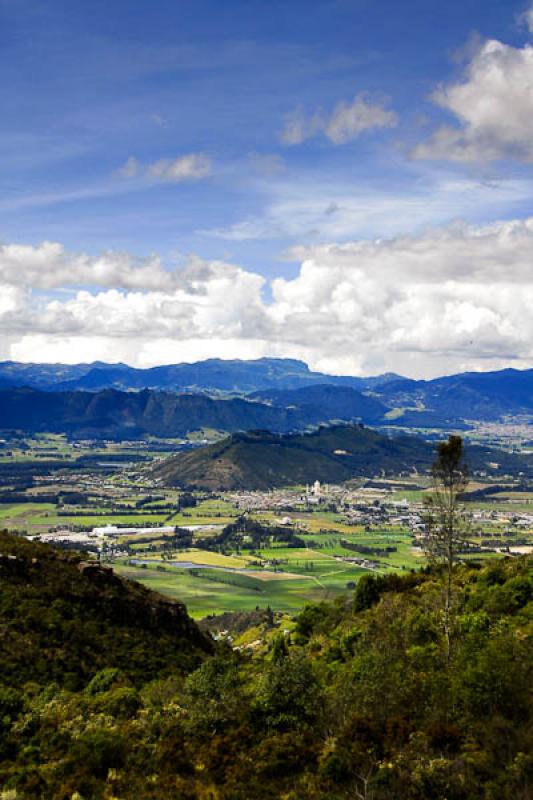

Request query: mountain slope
[
  {"left": 249, "top": 384, "right": 387, "bottom": 423},
  {"left": 154, "top": 424, "right": 532, "bottom": 490},
  {"left": 0, "top": 540, "right": 530, "bottom": 799},
  {"left": 152, "top": 425, "right": 436, "bottom": 490},
  {"left": 376, "top": 367, "right": 533, "bottom": 420},
  {"left": 0, "top": 386, "right": 387, "bottom": 438},
  {"left": 0, "top": 532, "right": 213, "bottom": 689}
]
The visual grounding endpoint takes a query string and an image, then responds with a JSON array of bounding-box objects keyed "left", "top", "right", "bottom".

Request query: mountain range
[
  {"left": 0, "top": 386, "right": 388, "bottom": 438},
  {"left": 373, "top": 368, "right": 533, "bottom": 421},
  {"left": 0, "top": 357, "right": 400, "bottom": 393},
  {"left": 0, "top": 359, "right": 531, "bottom": 433}
]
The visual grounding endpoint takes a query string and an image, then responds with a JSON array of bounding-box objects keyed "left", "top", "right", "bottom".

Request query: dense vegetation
[
  {"left": 0, "top": 530, "right": 531, "bottom": 799},
  {"left": 153, "top": 424, "right": 531, "bottom": 490},
  {"left": 0, "top": 532, "right": 213, "bottom": 689},
  {"left": 196, "top": 515, "right": 306, "bottom": 551}
]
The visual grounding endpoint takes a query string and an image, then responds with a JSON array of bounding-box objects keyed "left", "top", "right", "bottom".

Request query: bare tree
[{"left": 423, "top": 435, "right": 470, "bottom": 660}]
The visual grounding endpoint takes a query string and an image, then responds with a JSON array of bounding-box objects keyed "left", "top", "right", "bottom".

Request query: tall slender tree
[{"left": 423, "top": 435, "right": 470, "bottom": 660}]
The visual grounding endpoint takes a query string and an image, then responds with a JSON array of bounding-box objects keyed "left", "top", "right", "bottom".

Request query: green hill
[
  {"left": 152, "top": 424, "right": 437, "bottom": 489},
  {"left": 153, "top": 424, "right": 532, "bottom": 490}
]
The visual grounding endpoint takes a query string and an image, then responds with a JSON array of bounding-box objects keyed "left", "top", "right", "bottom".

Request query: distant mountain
[
  {"left": 0, "top": 360, "right": 127, "bottom": 390},
  {"left": 249, "top": 384, "right": 387, "bottom": 423},
  {"left": 375, "top": 368, "right": 533, "bottom": 421},
  {"left": 0, "top": 358, "right": 401, "bottom": 394},
  {"left": 0, "top": 386, "right": 387, "bottom": 439},
  {"left": 1, "top": 358, "right": 530, "bottom": 424}
]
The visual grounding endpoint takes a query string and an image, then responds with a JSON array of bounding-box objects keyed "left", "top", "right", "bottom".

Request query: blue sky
[{"left": 0, "top": 0, "right": 532, "bottom": 376}]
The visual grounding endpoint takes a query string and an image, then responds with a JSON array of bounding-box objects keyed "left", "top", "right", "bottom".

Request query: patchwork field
[{"left": 114, "top": 561, "right": 343, "bottom": 618}]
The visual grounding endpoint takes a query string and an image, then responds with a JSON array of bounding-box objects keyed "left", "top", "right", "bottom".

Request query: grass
[
  {"left": 0, "top": 503, "right": 57, "bottom": 530},
  {"left": 114, "top": 562, "right": 330, "bottom": 618}
]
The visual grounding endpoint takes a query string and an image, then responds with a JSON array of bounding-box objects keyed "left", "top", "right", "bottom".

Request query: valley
[{"left": 1, "top": 427, "right": 531, "bottom": 618}]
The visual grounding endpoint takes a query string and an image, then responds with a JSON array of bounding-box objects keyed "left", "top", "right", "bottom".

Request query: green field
[
  {"left": 112, "top": 525, "right": 421, "bottom": 616},
  {"left": 114, "top": 561, "right": 333, "bottom": 617}
]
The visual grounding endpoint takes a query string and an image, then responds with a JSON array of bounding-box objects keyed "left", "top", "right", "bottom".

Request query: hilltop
[{"left": 153, "top": 425, "right": 436, "bottom": 490}]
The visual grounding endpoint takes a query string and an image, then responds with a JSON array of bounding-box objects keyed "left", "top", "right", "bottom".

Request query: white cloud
[
  {"left": 325, "top": 95, "right": 398, "bottom": 144},
  {"left": 0, "top": 241, "right": 173, "bottom": 290},
  {"left": 280, "top": 108, "right": 322, "bottom": 145},
  {"left": 147, "top": 154, "right": 211, "bottom": 182},
  {"left": 281, "top": 93, "right": 397, "bottom": 146},
  {"left": 0, "top": 284, "right": 26, "bottom": 316},
  {"left": 414, "top": 39, "right": 533, "bottom": 162},
  {"left": 117, "top": 153, "right": 212, "bottom": 182},
  {"left": 2, "top": 217, "right": 533, "bottom": 378}
]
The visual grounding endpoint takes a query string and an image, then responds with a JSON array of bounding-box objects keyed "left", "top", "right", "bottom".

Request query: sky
[{"left": 0, "top": 0, "right": 532, "bottom": 378}]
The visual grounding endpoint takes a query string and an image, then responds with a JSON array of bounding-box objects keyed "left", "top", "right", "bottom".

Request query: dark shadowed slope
[
  {"left": 0, "top": 386, "right": 387, "bottom": 438},
  {"left": 152, "top": 425, "right": 436, "bottom": 490},
  {"left": 248, "top": 383, "right": 387, "bottom": 422}
]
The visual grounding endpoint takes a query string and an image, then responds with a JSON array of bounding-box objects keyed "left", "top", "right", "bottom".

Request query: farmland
[{"left": 0, "top": 430, "right": 531, "bottom": 617}]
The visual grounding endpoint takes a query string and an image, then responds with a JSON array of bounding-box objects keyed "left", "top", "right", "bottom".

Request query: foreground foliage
[{"left": 0, "top": 532, "right": 531, "bottom": 799}]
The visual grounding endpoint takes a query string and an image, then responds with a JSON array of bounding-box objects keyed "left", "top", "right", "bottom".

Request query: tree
[{"left": 423, "top": 435, "right": 470, "bottom": 660}]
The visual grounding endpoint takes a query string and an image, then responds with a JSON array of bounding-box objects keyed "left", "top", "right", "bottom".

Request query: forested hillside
[
  {"left": 0, "top": 531, "right": 531, "bottom": 799},
  {"left": 0, "top": 386, "right": 386, "bottom": 438},
  {"left": 153, "top": 424, "right": 532, "bottom": 490}
]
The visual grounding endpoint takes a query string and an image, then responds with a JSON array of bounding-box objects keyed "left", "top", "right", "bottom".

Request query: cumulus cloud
[
  {"left": 117, "top": 153, "right": 212, "bottom": 182},
  {"left": 281, "top": 93, "right": 397, "bottom": 146},
  {"left": 413, "top": 39, "right": 533, "bottom": 162},
  {"left": 325, "top": 95, "right": 398, "bottom": 144},
  {"left": 2, "top": 218, "right": 532, "bottom": 378},
  {"left": 0, "top": 241, "right": 173, "bottom": 291}
]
